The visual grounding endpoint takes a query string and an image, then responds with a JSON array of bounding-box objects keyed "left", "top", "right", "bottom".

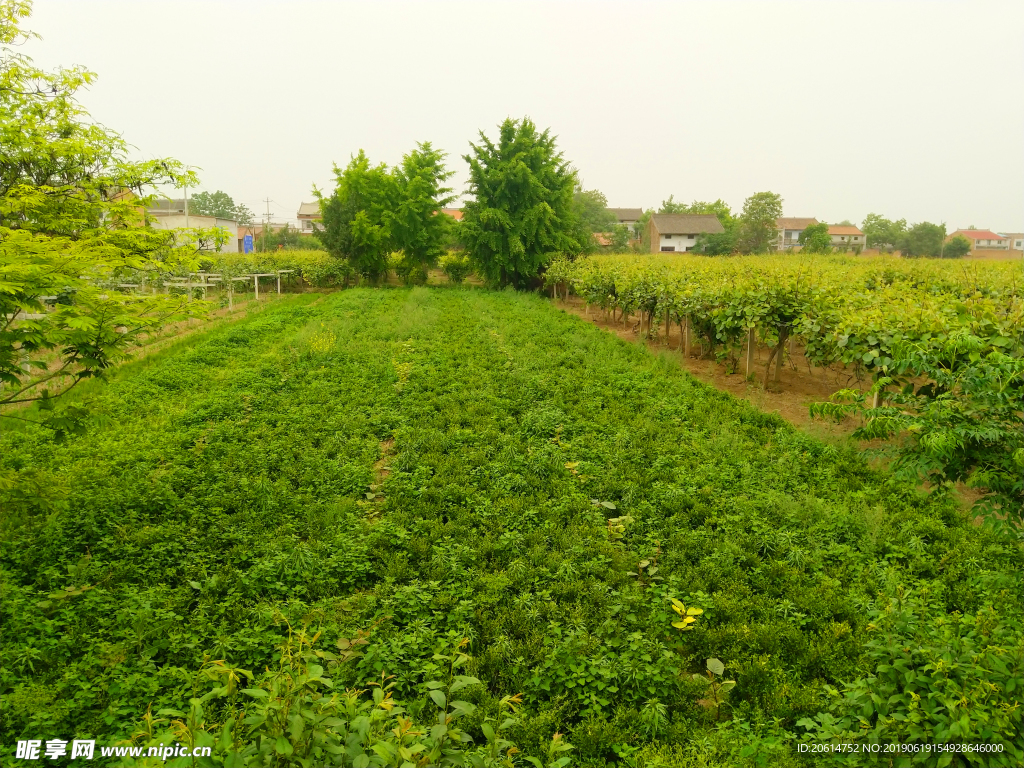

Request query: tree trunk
[{"left": 763, "top": 327, "right": 789, "bottom": 388}]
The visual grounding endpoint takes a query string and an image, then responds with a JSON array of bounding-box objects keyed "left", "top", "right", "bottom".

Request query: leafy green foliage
[
  {"left": 943, "top": 234, "right": 971, "bottom": 259},
  {"left": 256, "top": 222, "right": 324, "bottom": 252},
  {"left": 811, "top": 332, "right": 1024, "bottom": 527},
  {"left": 798, "top": 222, "right": 832, "bottom": 254},
  {"left": 0, "top": 0, "right": 208, "bottom": 438},
  {"left": 440, "top": 252, "right": 473, "bottom": 285},
  {"left": 899, "top": 222, "right": 947, "bottom": 258},
  {"left": 187, "top": 190, "right": 252, "bottom": 224},
  {"left": 461, "top": 118, "right": 583, "bottom": 288},
  {"left": 315, "top": 143, "right": 453, "bottom": 284},
  {"left": 315, "top": 150, "right": 397, "bottom": 282},
  {"left": 2, "top": 288, "right": 1021, "bottom": 764},
  {"left": 798, "top": 580, "right": 1024, "bottom": 766},
  {"left": 861, "top": 213, "right": 907, "bottom": 251},
  {"left": 691, "top": 658, "right": 736, "bottom": 721},
  {"left": 390, "top": 142, "right": 456, "bottom": 281},
  {"left": 609, "top": 225, "right": 630, "bottom": 252},
  {"left": 547, "top": 253, "right": 1023, "bottom": 404},
  {"left": 572, "top": 189, "right": 617, "bottom": 234},
  {"left": 738, "top": 192, "right": 783, "bottom": 254},
  {"left": 121, "top": 628, "right": 553, "bottom": 767}
]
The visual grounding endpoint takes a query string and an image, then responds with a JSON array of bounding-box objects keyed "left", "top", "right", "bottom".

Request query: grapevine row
[{"left": 545, "top": 254, "right": 1024, "bottom": 386}]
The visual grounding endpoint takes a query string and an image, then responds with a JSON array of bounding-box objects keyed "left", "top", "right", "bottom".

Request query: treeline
[{"left": 315, "top": 118, "right": 600, "bottom": 289}]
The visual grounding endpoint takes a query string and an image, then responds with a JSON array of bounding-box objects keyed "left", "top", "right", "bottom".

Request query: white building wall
[
  {"left": 659, "top": 233, "right": 698, "bottom": 252},
  {"left": 151, "top": 214, "right": 239, "bottom": 253},
  {"left": 830, "top": 234, "right": 865, "bottom": 248},
  {"left": 971, "top": 238, "right": 1008, "bottom": 249}
]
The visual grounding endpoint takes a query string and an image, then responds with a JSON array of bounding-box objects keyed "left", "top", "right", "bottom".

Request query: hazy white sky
[{"left": 25, "top": 0, "right": 1024, "bottom": 231}]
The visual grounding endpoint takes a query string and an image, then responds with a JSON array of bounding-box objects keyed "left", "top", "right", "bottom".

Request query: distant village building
[
  {"left": 297, "top": 202, "right": 322, "bottom": 233},
  {"left": 647, "top": 214, "right": 724, "bottom": 253},
  {"left": 608, "top": 208, "right": 644, "bottom": 233},
  {"left": 440, "top": 208, "right": 464, "bottom": 221},
  {"left": 1003, "top": 233, "right": 1023, "bottom": 251},
  {"left": 776, "top": 218, "right": 818, "bottom": 250},
  {"left": 828, "top": 225, "right": 866, "bottom": 253},
  {"left": 147, "top": 198, "right": 238, "bottom": 253},
  {"left": 948, "top": 229, "right": 1010, "bottom": 251}
]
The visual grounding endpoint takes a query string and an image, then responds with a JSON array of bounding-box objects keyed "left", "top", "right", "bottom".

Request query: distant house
[
  {"left": 440, "top": 207, "right": 464, "bottom": 221},
  {"left": 647, "top": 214, "right": 724, "bottom": 253},
  {"left": 948, "top": 229, "right": 1010, "bottom": 251},
  {"left": 297, "top": 202, "right": 322, "bottom": 234},
  {"left": 608, "top": 207, "right": 643, "bottom": 233},
  {"left": 1003, "top": 233, "right": 1024, "bottom": 251},
  {"left": 776, "top": 218, "right": 818, "bottom": 250},
  {"left": 149, "top": 198, "right": 189, "bottom": 216},
  {"left": 146, "top": 198, "right": 238, "bottom": 253},
  {"left": 828, "top": 225, "right": 866, "bottom": 252}
]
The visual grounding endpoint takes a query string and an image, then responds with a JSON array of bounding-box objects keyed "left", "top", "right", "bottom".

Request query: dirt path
[{"left": 554, "top": 296, "right": 871, "bottom": 443}]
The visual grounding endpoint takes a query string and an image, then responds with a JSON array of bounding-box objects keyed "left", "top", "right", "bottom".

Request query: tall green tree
[
  {"left": 186, "top": 190, "right": 253, "bottom": 225},
  {"left": 943, "top": 234, "right": 972, "bottom": 259},
  {"left": 609, "top": 224, "right": 630, "bottom": 251},
  {"left": 461, "top": 118, "right": 583, "bottom": 288},
  {"left": 634, "top": 209, "right": 653, "bottom": 244},
  {"left": 684, "top": 199, "right": 736, "bottom": 229},
  {"left": 799, "top": 222, "right": 832, "bottom": 253},
  {"left": 573, "top": 187, "right": 617, "bottom": 233},
  {"left": 737, "top": 191, "right": 783, "bottom": 253},
  {"left": 658, "top": 195, "right": 688, "bottom": 214},
  {"left": 391, "top": 142, "right": 455, "bottom": 283},
  {"left": 314, "top": 150, "right": 397, "bottom": 282},
  {"left": 861, "top": 213, "right": 907, "bottom": 250},
  {"left": 188, "top": 190, "right": 236, "bottom": 219},
  {"left": 898, "top": 222, "right": 946, "bottom": 258},
  {"left": 1, "top": 0, "right": 201, "bottom": 440}
]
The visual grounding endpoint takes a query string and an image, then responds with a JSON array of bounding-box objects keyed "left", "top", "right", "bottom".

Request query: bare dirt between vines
[{"left": 553, "top": 295, "right": 987, "bottom": 511}]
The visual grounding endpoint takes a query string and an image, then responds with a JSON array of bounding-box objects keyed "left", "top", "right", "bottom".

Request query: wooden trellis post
[
  {"left": 276, "top": 269, "right": 295, "bottom": 294},
  {"left": 683, "top": 316, "right": 691, "bottom": 358},
  {"left": 228, "top": 276, "right": 250, "bottom": 310},
  {"left": 745, "top": 328, "right": 756, "bottom": 377}
]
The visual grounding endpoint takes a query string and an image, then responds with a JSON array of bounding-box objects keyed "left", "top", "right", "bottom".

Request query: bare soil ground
[
  {"left": 554, "top": 295, "right": 989, "bottom": 512},
  {"left": 554, "top": 295, "right": 862, "bottom": 440}
]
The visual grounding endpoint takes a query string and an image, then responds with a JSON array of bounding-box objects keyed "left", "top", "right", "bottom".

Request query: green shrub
[
  {"left": 440, "top": 251, "right": 473, "bottom": 284},
  {"left": 798, "top": 577, "right": 1024, "bottom": 766}
]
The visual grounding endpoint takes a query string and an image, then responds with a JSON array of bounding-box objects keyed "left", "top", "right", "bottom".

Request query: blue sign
[{"left": 243, "top": 234, "right": 254, "bottom": 254}]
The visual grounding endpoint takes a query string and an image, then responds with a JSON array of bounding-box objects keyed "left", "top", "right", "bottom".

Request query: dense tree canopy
[
  {"left": 461, "top": 117, "right": 583, "bottom": 288},
  {"left": 573, "top": 187, "right": 617, "bottom": 233},
  {"left": 943, "top": 234, "right": 972, "bottom": 259},
  {"left": 188, "top": 190, "right": 253, "bottom": 225},
  {"left": 390, "top": 142, "right": 455, "bottom": 282},
  {"left": 737, "top": 191, "right": 783, "bottom": 253},
  {"left": 315, "top": 143, "right": 453, "bottom": 283},
  {"left": 899, "top": 222, "right": 947, "bottom": 258},
  {"left": 799, "top": 222, "right": 833, "bottom": 253},
  {"left": 314, "top": 150, "right": 397, "bottom": 282},
  {"left": 1, "top": 0, "right": 202, "bottom": 440},
  {"left": 861, "top": 213, "right": 908, "bottom": 250}
]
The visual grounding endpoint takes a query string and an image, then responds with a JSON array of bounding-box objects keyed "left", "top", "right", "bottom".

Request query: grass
[{"left": 1, "top": 287, "right": 1021, "bottom": 765}]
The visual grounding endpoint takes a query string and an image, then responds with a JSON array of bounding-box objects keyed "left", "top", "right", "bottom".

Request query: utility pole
[{"left": 263, "top": 198, "right": 273, "bottom": 252}]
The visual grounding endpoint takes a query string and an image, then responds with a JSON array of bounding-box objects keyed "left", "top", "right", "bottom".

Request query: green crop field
[{"left": 2, "top": 288, "right": 1022, "bottom": 766}]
